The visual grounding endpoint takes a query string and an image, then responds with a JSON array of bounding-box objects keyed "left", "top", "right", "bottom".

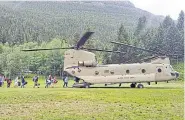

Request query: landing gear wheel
[
  {"left": 130, "top": 83, "right": 136, "bottom": 88},
  {"left": 137, "top": 84, "right": 144, "bottom": 88},
  {"left": 84, "top": 83, "right": 90, "bottom": 88}
]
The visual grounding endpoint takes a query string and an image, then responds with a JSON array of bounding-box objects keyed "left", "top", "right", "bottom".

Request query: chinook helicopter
[{"left": 22, "top": 32, "right": 179, "bottom": 88}]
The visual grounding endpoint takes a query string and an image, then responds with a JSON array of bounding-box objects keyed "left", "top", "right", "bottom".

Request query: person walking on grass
[
  {"left": 51, "top": 76, "right": 58, "bottom": 88},
  {"left": 0, "top": 74, "right": 5, "bottom": 87},
  {"left": 45, "top": 75, "right": 52, "bottom": 88},
  {"left": 14, "top": 76, "right": 19, "bottom": 87},
  {"left": 21, "top": 76, "right": 26, "bottom": 88},
  {"left": 63, "top": 75, "right": 68, "bottom": 88},
  {"left": 7, "top": 78, "right": 12, "bottom": 88},
  {"left": 0, "top": 75, "right": 2, "bottom": 87},
  {"left": 33, "top": 75, "right": 39, "bottom": 88}
]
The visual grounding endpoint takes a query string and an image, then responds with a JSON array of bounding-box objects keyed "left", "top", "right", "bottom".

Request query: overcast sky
[{"left": 129, "top": 0, "right": 185, "bottom": 20}]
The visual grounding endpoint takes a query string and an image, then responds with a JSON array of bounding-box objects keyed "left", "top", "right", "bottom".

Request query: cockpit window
[
  {"left": 95, "top": 56, "right": 97, "bottom": 62},
  {"left": 169, "top": 65, "right": 174, "bottom": 71}
]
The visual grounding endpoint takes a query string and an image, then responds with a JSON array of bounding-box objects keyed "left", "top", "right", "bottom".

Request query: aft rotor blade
[
  {"left": 82, "top": 48, "right": 125, "bottom": 54},
  {"left": 76, "top": 32, "right": 94, "bottom": 49},
  {"left": 111, "top": 41, "right": 183, "bottom": 57},
  {"left": 21, "top": 47, "right": 74, "bottom": 51},
  {"left": 166, "top": 53, "right": 184, "bottom": 57},
  {"left": 111, "top": 41, "right": 165, "bottom": 55}
]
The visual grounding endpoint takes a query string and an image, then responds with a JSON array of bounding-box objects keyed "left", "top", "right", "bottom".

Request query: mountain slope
[{"left": 0, "top": 1, "right": 164, "bottom": 44}]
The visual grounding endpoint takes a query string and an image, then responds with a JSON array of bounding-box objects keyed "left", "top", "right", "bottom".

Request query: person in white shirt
[{"left": 14, "top": 76, "right": 19, "bottom": 87}]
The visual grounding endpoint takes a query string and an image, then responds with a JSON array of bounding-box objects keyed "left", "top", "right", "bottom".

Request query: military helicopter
[{"left": 22, "top": 32, "right": 179, "bottom": 88}]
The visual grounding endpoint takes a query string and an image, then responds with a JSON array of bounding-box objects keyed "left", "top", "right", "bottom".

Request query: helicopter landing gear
[
  {"left": 130, "top": 83, "right": 136, "bottom": 88},
  {"left": 137, "top": 83, "right": 144, "bottom": 88},
  {"left": 84, "top": 83, "right": 90, "bottom": 88}
]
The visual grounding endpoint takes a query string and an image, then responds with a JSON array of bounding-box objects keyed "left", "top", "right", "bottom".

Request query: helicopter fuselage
[
  {"left": 64, "top": 49, "right": 179, "bottom": 85},
  {"left": 65, "top": 63, "right": 178, "bottom": 84}
]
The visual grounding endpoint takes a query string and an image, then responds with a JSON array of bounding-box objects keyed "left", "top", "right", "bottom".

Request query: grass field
[{"left": 0, "top": 77, "right": 184, "bottom": 120}]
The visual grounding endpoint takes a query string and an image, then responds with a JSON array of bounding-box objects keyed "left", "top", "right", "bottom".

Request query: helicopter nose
[{"left": 175, "top": 72, "right": 179, "bottom": 78}]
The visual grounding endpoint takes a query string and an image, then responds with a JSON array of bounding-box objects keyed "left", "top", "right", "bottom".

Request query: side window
[
  {"left": 126, "top": 70, "right": 130, "bottom": 74},
  {"left": 110, "top": 71, "right": 114, "bottom": 75},
  {"left": 158, "top": 68, "right": 162, "bottom": 73},
  {"left": 142, "top": 69, "right": 146, "bottom": 73},
  {"left": 95, "top": 71, "right": 99, "bottom": 75}
]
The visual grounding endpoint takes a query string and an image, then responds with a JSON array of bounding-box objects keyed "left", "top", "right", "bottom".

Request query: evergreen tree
[
  {"left": 161, "top": 16, "right": 183, "bottom": 56},
  {"left": 163, "top": 24, "right": 181, "bottom": 55},
  {"left": 176, "top": 10, "right": 184, "bottom": 58},
  {"left": 134, "top": 16, "right": 147, "bottom": 37},
  {"left": 161, "top": 16, "right": 174, "bottom": 29},
  {"left": 150, "top": 16, "right": 175, "bottom": 54},
  {"left": 111, "top": 24, "right": 130, "bottom": 63},
  {"left": 0, "top": 65, "right": 3, "bottom": 74},
  {"left": 69, "top": 32, "right": 80, "bottom": 46},
  {"left": 147, "top": 15, "right": 184, "bottom": 59},
  {"left": 176, "top": 10, "right": 184, "bottom": 32}
]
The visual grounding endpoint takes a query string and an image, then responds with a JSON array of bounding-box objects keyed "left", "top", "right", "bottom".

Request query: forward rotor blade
[
  {"left": 82, "top": 48, "right": 125, "bottom": 54},
  {"left": 21, "top": 47, "right": 74, "bottom": 51},
  {"left": 111, "top": 41, "right": 165, "bottom": 55},
  {"left": 76, "top": 32, "right": 94, "bottom": 49}
]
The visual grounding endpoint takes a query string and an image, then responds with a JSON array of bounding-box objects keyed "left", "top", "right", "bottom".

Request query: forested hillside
[
  {"left": 0, "top": 1, "right": 184, "bottom": 78},
  {"left": 0, "top": 1, "right": 163, "bottom": 44}
]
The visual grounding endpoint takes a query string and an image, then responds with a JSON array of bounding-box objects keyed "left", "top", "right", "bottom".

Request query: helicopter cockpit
[{"left": 169, "top": 65, "right": 179, "bottom": 78}]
